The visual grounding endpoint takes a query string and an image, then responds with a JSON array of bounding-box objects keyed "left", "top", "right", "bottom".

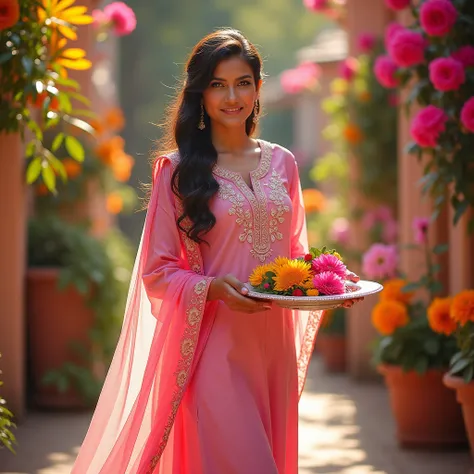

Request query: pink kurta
[{"left": 71, "top": 140, "right": 323, "bottom": 474}]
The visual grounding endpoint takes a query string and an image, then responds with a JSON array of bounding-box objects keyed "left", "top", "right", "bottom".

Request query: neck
[{"left": 211, "top": 123, "right": 254, "bottom": 154}]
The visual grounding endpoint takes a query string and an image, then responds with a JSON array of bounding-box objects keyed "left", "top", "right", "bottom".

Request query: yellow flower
[
  {"left": 330, "top": 78, "right": 348, "bottom": 95},
  {"left": 302, "top": 280, "right": 315, "bottom": 289},
  {"left": 306, "top": 289, "right": 319, "bottom": 296},
  {"left": 249, "top": 264, "right": 274, "bottom": 287},
  {"left": 48, "top": 33, "right": 91, "bottom": 76},
  {"left": 273, "top": 260, "right": 312, "bottom": 292},
  {"left": 372, "top": 300, "right": 409, "bottom": 336},
  {"left": 38, "top": 0, "right": 94, "bottom": 41},
  {"left": 451, "top": 290, "right": 474, "bottom": 326},
  {"left": 428, "top": 297, "right": 456, "bottom": 336},
  {"left": 380, "top": 279, "right": 414, "bottom": 305},
  {"left": 333, "top": 252, "right": 343, "bottom": 261},
  {"left": 271, "top": 256, "right": 290, "bottom": 270}
]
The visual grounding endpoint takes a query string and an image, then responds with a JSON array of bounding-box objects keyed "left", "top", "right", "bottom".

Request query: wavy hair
[{"left": 152, "top": 28, "right": 263, "bottom": 244}]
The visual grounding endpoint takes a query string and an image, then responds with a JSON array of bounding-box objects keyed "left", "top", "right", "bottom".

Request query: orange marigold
[
  {"left": 0, "top": 0, "right": 19, "bottom": 31},
  {"left": 63, "top": 158, "right": 82, "bottom": 179},
  {"left": 106, "top": 192, "right": 123, "bottom": 214},
  {"left": 95, "top": 136, "right": 125, "bottom": 165},
  {"left": 343, "top": 124, "right": 363, "bottom": 144},
  {"left": 302, "top": 188, "right": 326, "bottom": 213},
  {"left": 380, "top": 279, "right": 414, "bottom": 305},
  {"left": 110, "top": 151, "right": 134, "bottom": 182},
  {"left": 427, "top": 297, "right": 456, "bottom": 336},
  {"left": 104, "top": 107, "right": 125, "bottom": 132},
  {"left": 306, "top": 288, "right": 319, "bottom": 296},
  {"left": 451, "top": 290, "right": 474, "bottom": 326},
  {"left": 372, "top": 300, "right": 409, "bottom": 335}
]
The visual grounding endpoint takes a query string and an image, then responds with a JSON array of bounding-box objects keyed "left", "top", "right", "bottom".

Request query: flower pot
[
  {"left": 443, "top": 373, "right": 474, "bottom": 464},
  {"left": 317, "top": 334, "right": 346, "bottom": 372},
  {"left": 26, "top": 268, "right": 95, "bottom": 409},
  {"left": 379, "top": 364, "right": 467, "bottom": 449}
]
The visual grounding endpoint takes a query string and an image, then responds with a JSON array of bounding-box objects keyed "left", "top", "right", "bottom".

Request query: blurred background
[{"left": 1, "top": 0, "right": 474, "bottom": 472}]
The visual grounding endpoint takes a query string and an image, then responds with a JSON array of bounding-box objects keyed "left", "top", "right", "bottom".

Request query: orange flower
[
  {"left": 104, "top": 107, "right": 125, "bottom": 132},
  {"left": 0, "top": 0, "right": 19, "bottom": 30},
  {"left": 110, "top": 151, "right": 134, "bottom": 182},
  {"left": 62, "top": 158, "right": 82, "bottom": 179},
  {"left": 95, "top": 136, "right": 125, "bottom": 165},
  {"left": 89, "top": 119, "right": 105, "bottom": 136},
  {"left": 428, "top": 297, "right": 456, "bottom": 336},
  {"left": 35, "top": 183, "right": 49, "bottom": 196},
  {"left": 306, "top": 288, "right": 319, "bottom": 296},
  {"left": 106, "top": 192, "right": 123, "bottom": 214},
  {"left": 343, "top": 124, "right": 363, "bottom": 144},
  {"left": 380, "top": 279, "right": 414, "bottom": 305},
  {"left": 451, "top": 290, "right": 474, "bottom": 326},
  {"left": 28, "top": 92, "right": 60, "bottom": 111},
  {"left": 372, "top": 300, "right": 409, "bottom": 335},
  {"left": 302, "top": 188, "right": 326, "bottom": 213}
]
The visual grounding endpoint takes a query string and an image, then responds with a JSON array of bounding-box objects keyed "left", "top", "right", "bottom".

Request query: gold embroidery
[{"left": 266, "top": 169, "right": 290, "bottom": 243}]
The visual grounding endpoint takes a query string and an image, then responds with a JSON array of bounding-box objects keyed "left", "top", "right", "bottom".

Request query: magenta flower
[
  {"left": 461, "top": 97, "right": 474, "bottom": 133},
  {"left": 303, "top": 0, "right": 328, "bottom": 11},
  {"left": 413, "top": 217, "right": 430, "bottom": 244},
  {"left": 452, "top": 46, "right": 474, "bottom": 68},
  {"left": 339, "top": 58, "right": 358, "bottom": 81},
  {"left": 362, "top": 244, "right": 398, "bottom": 280},
  {"left": 313, "top": 272, "right": 345, "bottom": 296},
  {"left": 389, "top": 30, "right": 425, "bottom": 67},
  {"left": 410, "top": 105, "right": 448, "bottom": 148},
  {"left": 103, "top": 2, "right": 137, "bottom": 36},
  {"left": 374, "top": 55, "right": 399, "bottom": 88},
  {"left": 357, "top": 33, "right": 376, "bottom": 53},
  {"left": 312, "top": 253, "right": 347, "bottom": 280},
  {"left": 384, "top": 22, "right": 404, "bottom": 50},
  {"left": 92, "top": 9, "right": 107, "bottom": 28},
  {"left": 384, "top": 0, "right": 410, "bottom": 10},
  {"left": 280, "top": 62, "right": 320, "bottom": 94},
  {"left": 420, "top": 0, "right": 458, "bottom": 37},
  {"left": 429, "top": 57, "right": 465, "bottom": 92}
]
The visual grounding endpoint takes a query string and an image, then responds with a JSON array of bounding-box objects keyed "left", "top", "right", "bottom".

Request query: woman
[{"left": 72, "top": 28, "right": 359, "bottom": 474}]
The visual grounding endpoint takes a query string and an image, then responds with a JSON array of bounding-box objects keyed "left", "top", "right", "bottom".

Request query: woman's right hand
[{"left": 208, "top": 274, "right": 272, "bottom": 314}]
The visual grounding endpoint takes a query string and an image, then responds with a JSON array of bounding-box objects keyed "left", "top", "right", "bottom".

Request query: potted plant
[
  {"left": 366, "top": 217, "right": 465, "bottom": 448},
  {"left": 317, "top": 308, "right": 347, "bottom": 372},
  {"left": 441, "top": 290, "right": 474, "bottom": 461},
  {"left": 26, "top": 215, "right": 134, "bottom": 408}
]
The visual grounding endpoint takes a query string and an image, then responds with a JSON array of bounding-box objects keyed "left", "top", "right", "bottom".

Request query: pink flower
[
  {"left": 384, "top": 0, "right": 410, "bottom": 10},
  {"left": 452, "top": 46, "right": 474, "bottom": 68},
  {"left": 461, "top": 97, "right": 474, "bottom": 133},
  {"left": 312, "top": 272, "right": 346, "bottom": 296},
  {"left": 420, "top": 0, "right": 458, "bottom": 37},
  {"left": 362, "top": 244, "right": 398, "bottom": 280},
  {"left": 280, "top": 62, "right": 320, "bottom": 94},
  {"left": 385, "top": 22, "right": 404, "bottom": 50},
  {"left": 429, "top": 57, "right": 465, "bottom": 91},
  {"left": 383, "top": 219, "right": 398, "bottom": 244},
  {"left": 303, "top": 0, "right": 328, "bottom": 11},
  {"left": 413, "top": 217, "right": 430, "bottom": 244},
  {"left": 362, "top": 205, "right": 394, "bottom": 229},
  {"left": 263, "top": 283, "right": 271, "bottom": 290},
  {"left": 103, "top": 2, "right": 137, "bottom": 36},
  {"left": 410, "top": 105, "right": 448, "bottom": 147},
  {"left": 92, "top": 9, "right": 107, "bottom": 28},
  {"left": 312, "top": 254, "right": 347, "bottom": 280},
  {"left": 374, "top": 55, "right": 399, "bottom": 88},
  {"left": 357, "top": 33, "right": 376, "bottom": 53},
  {"left": 329, "top": 217, "right": 350, "bottom": 245},
  {"left": 389, "top": 30, "right": 425, "bottom": 67},
  {"left": 339, "top": 57, "right": 358, "bottom": 81}
]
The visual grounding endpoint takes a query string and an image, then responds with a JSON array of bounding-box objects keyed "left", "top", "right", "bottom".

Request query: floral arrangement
[
  {"left": 376, "top": 0, "right": 474, "bottom": 230},
  {"left": 367, "top": 216, "right": 457, "bottom": 373},
  {"left": 0, "top": 0, "right": 97, "bottom": 192},
  {"left": 428, "top": 289, "right": 474, "bottom": 382},
  {"left": 248, "top": 247, "right": 350, "bottom": 297}
]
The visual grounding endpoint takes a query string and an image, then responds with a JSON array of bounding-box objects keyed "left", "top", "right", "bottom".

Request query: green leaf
[
  {"left": 41, "top": 165, "right": 56, "bottom": 191},
  {"left": 414, "top": 355, "right": 429, "bottom": 374},
  {"left": 48, "top": 155, "right": 67, "bottom": 183},
  {"left": 424, "top": 338, "right": 440, "bottom": 356},
  {"left": 52, "top": 133, "right": 65, "bottom": 152},
  {"left": 464, "top": 364, "right": 474, "bottom": 384},
  {"left": 62, "top": 114, "right": 94, "bottom": 135},
  {"left": 451, "top": 358, "right": 471, "bottom": 375},
  {"left": 21, "top": 56, "right": 33, "bottom": 76},
  {"left": 67, "top": 92, "right": 92, "bottom": 107},
  {"left": 65, "top": 136, "right": 85, "bottom": 162},
  {"left": 26, "top": 158, "right": 42, "bottom": 184},
  {"left": 402, "top": 282, "right": 422, "bottom": 293},
  {"left": 0, "top": 52, "right": 13, "bottom": 65},
  {"left": 433, "top": 243, "right": 449, "bottom": 255}
]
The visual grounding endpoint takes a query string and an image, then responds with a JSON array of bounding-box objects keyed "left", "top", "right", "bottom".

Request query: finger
[
  {"left": 224, "top": 284, "right": 269, "bottom": 311},
  {"left": 224, "top": 274, "right": 248, "bottom": 295},
  {"left": 346, "top": 271, "right": 360, "bottom": 283}
]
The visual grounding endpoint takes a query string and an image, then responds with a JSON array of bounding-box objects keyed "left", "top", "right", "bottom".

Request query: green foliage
[
  {"left": 449, "top": 321, "right": 474, "bottom": 383},
  {"left": 27, "top": 216, "right": 135, "bottom": 404},
  {"left": 399, "top": 1, "right": 474, "bottom": 230},
  {"left": 0, "top": 355, "right": 16, "bottom": 454},
  {"left": 0, "top": 0, "right": 95, "bottom": 193}
]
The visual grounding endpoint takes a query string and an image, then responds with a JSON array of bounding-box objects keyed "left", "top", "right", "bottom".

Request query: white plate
[{"left": 244, "top": 280, "right": 383, "bottom": 310}]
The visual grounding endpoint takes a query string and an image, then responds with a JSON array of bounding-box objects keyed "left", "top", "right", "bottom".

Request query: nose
[{"left": 226, "top": 86, "right": 238, "bottom": 102}]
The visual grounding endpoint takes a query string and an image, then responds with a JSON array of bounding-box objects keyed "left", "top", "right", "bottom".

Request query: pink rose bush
[
  {"left": 374, "top": 56, "right": 399, "bottom": 88},
  {"left": 461, "top": 98, "right": 474, "bottom": 133},
  {"left": 388, "top": 29, "right": 425, "bottom": 67},
  {"left": 358, "top": 33, "right": 376, "bottom": 53},
  {"left": 339, "top": 57, "right": 358, "bottom": 82},
  {"left": 410, "top": 106, "right": 448, "bottom": 148},
  {"left": 429, "top": 57, "right": 465, "bottom": 91},
  {"left": 452, "top": 46, "right": 474, "bottom": 68},
  {"left": 384, "top": 0, "right": 410, "bottom": 11},
  {"left": 420, "top": 0, "right": 457, "bottom": 37}
]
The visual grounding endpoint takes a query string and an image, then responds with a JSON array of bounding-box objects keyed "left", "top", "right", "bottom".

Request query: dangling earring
[
  {"left": 253, "top": 100, "right": 260, "bottom": 124},
  {"left": 198, "top": 103, "right": 205, "bottom": 130}
]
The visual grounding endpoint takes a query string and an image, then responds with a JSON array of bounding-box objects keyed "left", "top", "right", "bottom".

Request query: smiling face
[{"left": 202, "top": 55, "right": 260, "bottom": 130}]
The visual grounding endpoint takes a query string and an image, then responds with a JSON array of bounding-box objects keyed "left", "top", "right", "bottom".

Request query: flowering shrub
[
  {"left": 0, "top": 0, "right": 96, "bottom": 192},
  {"left": 368, "top": 217, "right": 457, "bottom": 373},
  {"left": 377, "top": 0, "right": 474, "bottom": 230}
]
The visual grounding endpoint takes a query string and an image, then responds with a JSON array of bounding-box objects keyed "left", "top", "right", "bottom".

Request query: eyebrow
[{"left": 210, "top": 75, "right": 253, "bottom": 82}]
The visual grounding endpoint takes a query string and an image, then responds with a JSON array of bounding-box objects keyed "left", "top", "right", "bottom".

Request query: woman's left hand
[{"left": 341, "top": 269, "right": 364, "bottom": 308}]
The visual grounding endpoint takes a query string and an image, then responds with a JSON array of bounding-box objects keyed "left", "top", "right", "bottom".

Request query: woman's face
[{"left": 202, "top": 55, "right": 260, "bottom": 130}]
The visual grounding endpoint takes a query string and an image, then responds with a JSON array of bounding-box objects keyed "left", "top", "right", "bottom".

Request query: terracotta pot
[
  {"left": 379, "top": 364, "right": 467, "bottom": 449},
  {"left": 26, "top": 267, "right": 95, "bottom": 409},
  {"left": 444, "top": 373, "right": 474, "bottom": 463},
  {"left": 317, "top": 334, "right": 346, "bottom": 372}
]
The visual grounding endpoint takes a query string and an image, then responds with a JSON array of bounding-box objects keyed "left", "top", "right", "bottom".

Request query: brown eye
[{"left": 210, "top": 82, "right": 224, "bottom": 88}]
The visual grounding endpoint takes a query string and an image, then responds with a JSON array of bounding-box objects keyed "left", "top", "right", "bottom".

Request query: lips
[{"left": 221, "top": 107, "right": 243, "bottom": 115}]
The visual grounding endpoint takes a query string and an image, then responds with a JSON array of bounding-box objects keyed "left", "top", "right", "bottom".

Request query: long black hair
[{"left": 153, "top": 28, "right": 263, "bottom": 244}]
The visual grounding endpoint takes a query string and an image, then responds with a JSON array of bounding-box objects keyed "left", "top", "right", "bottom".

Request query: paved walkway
[{"left": 0, "top": 356, "right": 471, "bottom": 474}]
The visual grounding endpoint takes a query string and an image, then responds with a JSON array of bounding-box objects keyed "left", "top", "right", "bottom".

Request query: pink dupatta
[{"left": 71, "top": 148, "right": 323, "bottom": 474}]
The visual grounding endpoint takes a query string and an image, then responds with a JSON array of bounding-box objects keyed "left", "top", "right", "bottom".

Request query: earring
[
  {"left": 253, "top": 101, "right": 260, "bottom": 124},
  {"left": 198, "top": 103, "right": 205, "bottom": 130}
]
